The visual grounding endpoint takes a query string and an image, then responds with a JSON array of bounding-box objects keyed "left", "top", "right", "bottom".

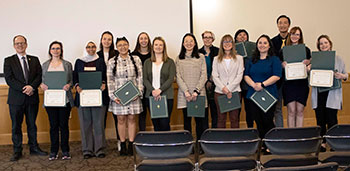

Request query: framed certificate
[
  {"left": 44, "top": 90, "right": 66, "bottom": 107},
  {"left": 309, "top": 70, "right": 334, "bottom": 87},
  {"left": 149, "top": 96, "right": 168, "bottom": 119},
  {"left": 80, "top": 89, "right": 102, "bottom": 107},
  {"left": 285, "top": 62, "right": 307, "bottom": 80}
]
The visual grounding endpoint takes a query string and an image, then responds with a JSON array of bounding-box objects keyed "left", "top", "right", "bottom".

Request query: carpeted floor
[{"left": 0, "top": 140, "right": 135, "bottom": 171}]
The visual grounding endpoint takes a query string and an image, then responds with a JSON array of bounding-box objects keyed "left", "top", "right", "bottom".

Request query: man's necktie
[{"left": 22, "top": 56, "right": 29, "bottom": 84}]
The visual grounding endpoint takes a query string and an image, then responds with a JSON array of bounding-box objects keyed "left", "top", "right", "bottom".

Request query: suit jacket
[
  {"left": 212, "top": 55, "right": 244, "bottom": 94},
  {"left": 41, "top": 59, "right": 74, "bottom": 107},
  {"left": 143, "top": 58, "right": 176, "bottom": 99},
  {"left": 4, "top": 54, "right": 42, "bottom": 105}
]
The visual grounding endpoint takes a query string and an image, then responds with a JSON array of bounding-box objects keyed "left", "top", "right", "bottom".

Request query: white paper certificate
[
  {"left": 285, "top": 62, "right": 307, "bottom": 80},
  {"left": 80, "top": 89, "right": 102, "bottom": 107},
  {"left": 309, "top": 70, "right": 334, "bottom": 87},
  {"left": 44, "top": 90, "right": 66, "bottom": 107}
]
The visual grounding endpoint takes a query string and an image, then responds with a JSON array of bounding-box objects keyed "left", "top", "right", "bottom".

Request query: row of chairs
[{"left": 132, "top": 125, "right": 350, "bottom": 171}]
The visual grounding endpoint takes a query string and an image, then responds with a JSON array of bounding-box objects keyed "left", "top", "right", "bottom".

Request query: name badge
[{"left": 84, "top": 67, "right": 96, "bottom": 71}]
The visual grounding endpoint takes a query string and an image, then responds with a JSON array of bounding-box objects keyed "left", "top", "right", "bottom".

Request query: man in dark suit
[{"left": 4, "top": 35, "right": 48, "bottom": 161}]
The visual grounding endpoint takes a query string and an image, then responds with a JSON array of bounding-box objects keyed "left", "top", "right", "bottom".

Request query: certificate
[
  {"left": 285, "top": 62, "right": 307, "bottom": 80},
  {"left": 44, "top": 90, "right": 66, "bottom": 107},
  {"left": 309, "top": 70, "right": 334, "bottom": 87},
  {"left": 80, "top": 89, "right": 102, "bottom": 107}
]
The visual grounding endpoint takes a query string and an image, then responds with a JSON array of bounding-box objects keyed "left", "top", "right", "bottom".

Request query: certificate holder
[
  {"left": 44, "top": 71, "right": 67, "bottom": 107},
  {"left": 309, "top": 70, "right": 334, "bottom": 87},
  {"left": 113, "top": 81, "right": 141, "bottom": 105},
  {"left": 44, "top": 90, "right": 66, "bottom": 107},
  {"left": 235, "top": 42, "right": 247, "bottom": 58},
  {"left": 250, "top": 89, "right": 277, "bottom": 113},
  {"left": 187, "top": 96, "right": 205, "bottom": 118},
  {"left": 149, "top": 96, "right": 168, "bottom": 119},
  {"left": 217, "top": 91, "right": 241, "bottom": 113},
  {"left": 318, "top": 78, "right": 342, "bottom": 92},
  {"left": 78, "top": 72, "right": 103, "bottom": 107},
  {"left": 285, "top": 62, "right": 307, "bottom": 80},
  {"left": 244, "top": 41, "right": 256, "bottom": 58}
]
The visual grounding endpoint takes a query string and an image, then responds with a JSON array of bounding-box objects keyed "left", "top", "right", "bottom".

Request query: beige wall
[{"left": 193, "top": 0, "right": 350, "bottom": 71}]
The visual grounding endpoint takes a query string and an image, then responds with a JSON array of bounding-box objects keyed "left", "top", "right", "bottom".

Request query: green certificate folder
[
  {"left": 187, "top": 96, "right": 205, "bottom": 118},
  {"left": 218, "top": 92, "right": 241, "bottom": 113},
  {"left": 282, "top": 44, "right": 306, "bottom": 63},
  {"left": 79, "top": 71, "right": 102, "bottom": 89},
  {"left": 244, "top": 41, "right": 256, "bottom": 58},
  {"left": 235, "top": 42, "right": 247, "bottom": 57},
  {"left": 149, "top": 96, "right": 168, "bottom": 119},
  {"left": 318, "top": 78, "right": 342, "bottom": 92},
  {"left": 250, "top": 89, "right": 277, "bottom": 113},
  {"left": 311, "top": 51, "right": 335, "bottom": 70},
  {"left": 113, "top": 81, "right": 141, "bottom": 105},
  {"left": 44, "top": 71, "right": 67, "bottom": 89}
]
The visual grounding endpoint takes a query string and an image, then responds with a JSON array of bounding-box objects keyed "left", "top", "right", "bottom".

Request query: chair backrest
[
  {"left": 199, "top": 128, "right": 261, "bottom": 157},
  {"left": 262, "top": 162, "right": 338, "bottom": 171},
  {"left": 324, "top": 124, "right": 350, "bottom": 151},
  {"left": 134, "top": 130, "right": 194, "bottom": 159},
  {"left": 263, "top": 126, "right": 322, "bottom": 155}
]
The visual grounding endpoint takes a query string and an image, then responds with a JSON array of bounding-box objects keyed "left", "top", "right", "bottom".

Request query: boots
[
  {"left": 120, "top": 141, "right": 127, "bottom": 156},
  {"left": 128, "top": 141, "right": 134, "bottom": 156}
]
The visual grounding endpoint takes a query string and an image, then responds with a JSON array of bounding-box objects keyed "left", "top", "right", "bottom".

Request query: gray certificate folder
[
  {"left": 318, "top": 78, "right": 341, "bottom": 92},
  {"left": 250, "top": 89, "right": 277, "bottom": 113},
  {"left": 79, "top": 71, "right": 102, "bottom": 89},
  {"left": 283, "top": 44, "right": 306, "bottom": 63},
  {"left": 218, "top": 92, "right": 241, "bottom": 113},
  {"left": 113, "top": 81, "right": 140, "bottom": 105},
  {"left": 44, "top": 71, "right": 67, "bottom": 89},
  {"left": 236, "top": 42, "right": 247, "bottom": 57},
  {"left": 187, "top": 96, "right": 205, "bottom": 118},
  {"left": 244, "top": 41, "right": 256, "bottom": 57},
  {"left": 311, "top": 51, "right": 335, "bottom": 70},
  {"left": 149, "top": 96, "right": 168, "bottom": 119}
]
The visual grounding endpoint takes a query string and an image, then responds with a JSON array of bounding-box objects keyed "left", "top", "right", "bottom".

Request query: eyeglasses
[
  {"left": 51, "top": 47, "right": 61, "bottom": 50},
  {"left": 14, "top": 42, "right": 26, "bottom": 46},
  {"left": 291, "top": 33, "right": 301, "bottom": 37},
  {"left": 86, "top": 46, "right": 96, "bottom": 49},
  {"left": 203, "top": 36, "right": 213, "bottom": 39},
  {"left": 223, "top": 40, "right": 233, "bottom": 44}
]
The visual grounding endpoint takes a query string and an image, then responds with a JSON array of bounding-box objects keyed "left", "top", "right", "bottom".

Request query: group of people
[{"left": 3, "top": 14, "right": 347, "bottom": 162}]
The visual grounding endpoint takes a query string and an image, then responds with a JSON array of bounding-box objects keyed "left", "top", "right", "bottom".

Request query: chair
[
  {"left": 262, "top": 162, "right": 338, "bottom": 171},
  {"left": 133, "top": 130, "right": 195, "bottom": 171},
  {"left": 261, "top": 126, "right": 322, "bottom": 168},
  {"left": 198, "top": 128, "right": 261, "bottom": 171},
  {"left": 319, "top": 124, "right": 350, "bottom": 168}
]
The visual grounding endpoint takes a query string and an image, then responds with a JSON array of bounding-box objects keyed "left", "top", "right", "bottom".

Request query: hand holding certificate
[
  {"left": 218, "top": 92, "right": 241, "bottom": 113},
  {"left": 310, "top": 51, "right": 336, "bottom": 87},
  {"left": 149, "top": 96, "right": 168, "bottom": 119},
  {"left": 309, "top": 70, "right": 334, "bottom": 87},
  {"left": 285, "top": 62, "right": 307, "bottom": 80},
  {"left": 250, "top": 89, "right": 277, "bottom": 113},
  {"left": 44, "top": 90, "right": 66, "bottom": 107},
  {"left": 283, "top": 44, "right": 307, "bottom": 80},
  {"left": 78, "top": 72, "right": 103, "bottom": 107},
  {"left": 80, "top": 90, "right": 102, "bottom": 107},
  {"left": 113, "top": 81, "right": 141, "bottom": 105},
  {"left": 187, "top": 96, "right": 205, "bottom": 118},
  {"left": 44, "top": 71, "right": 67, "bottom": 107}
]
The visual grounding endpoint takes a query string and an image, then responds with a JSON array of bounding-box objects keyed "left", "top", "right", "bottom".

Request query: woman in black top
[
  {"left": 97, "top": 31, "right": 120, "bottom": 151},
  {"left": 131, "top": 32, "right": 152, "bottom": 131}
]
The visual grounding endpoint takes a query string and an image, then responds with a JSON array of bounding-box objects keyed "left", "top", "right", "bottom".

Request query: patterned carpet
[{"left": 0, "top": 140, "right": 135, "bottom": 171}]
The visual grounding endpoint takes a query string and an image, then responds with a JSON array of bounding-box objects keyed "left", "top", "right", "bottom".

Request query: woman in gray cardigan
[
  {"left": 310, "top": 35, "right": 348, "bottom": 152},
  {"left": 40, "top": 41, "right": 74, "bottom": 160},
  {"left": 143, "top": 37, "right": 176, "bottom": 131}
]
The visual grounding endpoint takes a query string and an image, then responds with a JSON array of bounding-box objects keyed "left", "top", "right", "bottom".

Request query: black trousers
[
  {"left": 246, "top": 99, "right": 276, "bottom": 139},
  {"left": 138, "top": 97, "right": 148, "bottom": 131},
  {"left": 45, "top": 104, "right": 71, "bottom": 153},
  {"left": 9, "top": 103, "right": 39, "bottom": 153},
  {"left": 104, "top": 104, "right": 120, "bottom": 140},
  {"left": 241, "top": 90, "right": 254, "bottom": 128},
  {"left": 315, "top": 91, "right": 338, "bottom": 137},
  {"left": 145, "top": 99, "right": 174, "bottom": 131},
  {"left": 182, "top": 108, "right": 209, "bottom": 140}
]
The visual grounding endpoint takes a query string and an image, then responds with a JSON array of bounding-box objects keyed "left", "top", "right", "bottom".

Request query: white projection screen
[{"left": 0, "top": 0, "right": 190, "bottom": 83}]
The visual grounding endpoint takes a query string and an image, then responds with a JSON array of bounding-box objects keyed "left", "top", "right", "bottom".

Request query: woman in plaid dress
[{"left": 107, "top": 37, "right": 143, "bottom": 156}]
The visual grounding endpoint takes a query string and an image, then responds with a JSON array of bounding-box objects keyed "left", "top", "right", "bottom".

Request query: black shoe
[
  {"left": 120, "top": 142, "right": 127, "bottom": 156},
  {"left": 30, "top": 147, "right": 48, "bottom": 156},
  {"left": 97, "top": 153, "right": 105, "bottom": 158},
  {"left": 48, "top": 153, "right": 58, "bottom": 161},
  {"left": 10, "top": 152, "right": 22, "bottom": 161},
  {"left": 320, "top": 146, "right": 327, "bottom": 152},
  {"left": 83, "top": 154, "right": 93, "bottom": 159},
  {"left": 128, "top": 141, "right": 134, "bottom": 156}
]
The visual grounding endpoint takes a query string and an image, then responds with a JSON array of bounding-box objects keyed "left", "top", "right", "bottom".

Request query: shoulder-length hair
[
  {"left": 48, "top": 41, "right": 63, "bottom": 59},
  {"left": 151, "top": 36, "right": 169, "bottom": 62},
  {"left": 217, "top": 34, "right": 237, "bottom": 62},
  {"left": 286, "top": 26, "right": 304, "bottom": 46},
  {"left": 133, "top": 32, "right": 152, "bottom": 53},
  {"left": 178, "top": 33, "right": 200, "bottom": 59},
  {"left": 99, "top": 31, "right": 116, "bottom": 58},
  {"left": 316, "top": 35, "right": 333, "bottom": 51},
  {"left": 252, "top": 34, "right": 275, "bottom": 63}
]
